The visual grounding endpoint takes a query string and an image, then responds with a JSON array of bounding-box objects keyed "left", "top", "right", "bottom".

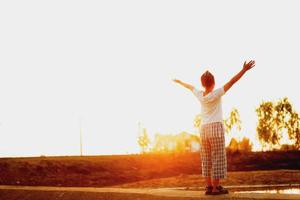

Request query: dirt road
[{"left": 0, "top": 185, "right": 300, "bottom": 200}]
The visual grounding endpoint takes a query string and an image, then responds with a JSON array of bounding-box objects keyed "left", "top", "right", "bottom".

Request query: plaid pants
[{"left": 200, "top": 122, "right": 227, "bottom": 179}]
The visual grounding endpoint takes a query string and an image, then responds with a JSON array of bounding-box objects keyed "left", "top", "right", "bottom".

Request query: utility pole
[
  {"left": 138, "top": 121, "right": 141, "bottom": 136},
  {"left": 79, "top": 117, "right": 83, "bottom": 156}
]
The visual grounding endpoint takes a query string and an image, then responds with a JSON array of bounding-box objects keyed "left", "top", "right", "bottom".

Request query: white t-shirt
[{"left": 192, "top": 87, "right": 225, "bottom": 125}]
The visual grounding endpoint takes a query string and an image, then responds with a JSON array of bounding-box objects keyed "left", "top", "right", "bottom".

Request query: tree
[
  {"left": 227, "top": 138, "right": 239, "bottom": 152},
  {"left": 150, "top": 132, "right": 200, "bottom": 153},
  {"left": 256, "top": 98, "right": 300, "bottom": 150},
  {"left": 140, "top": 108, "right": 244, "bottom": 154},
  {"left": 224, "top": 108, "right": 241, "bottom": 133},
  {"left": 256, "top": 101, "right": 276, "bottom": 150},
  {"left": 227, "top": 137, "right": 252, "bottom": 152},
  {"left": 194, "top": 108, "right": 241, "bottom": 134},
  {"left": 151, "top": 133, "right": 173, "bottom": 153},
  {"left": 280, "top": 144, "right": 297, "bottom": 151},
  {"left": 194, "top": 114, "right": 202, "bottom": 129},
  {"left": 138, "top": 128, "right": 150, "bottom": 154},
  {"left": 238, "top": 137, "right": 253, "bottom": 152}
]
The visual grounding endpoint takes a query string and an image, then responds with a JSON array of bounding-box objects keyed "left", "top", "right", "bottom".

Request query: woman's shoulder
[{"left": 192, "top": 88, "right": 205, "bottom": 101}]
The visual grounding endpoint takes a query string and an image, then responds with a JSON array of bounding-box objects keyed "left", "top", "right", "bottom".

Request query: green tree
[{"left": 256, "top": 98, "right": 300, "bottom": 150}]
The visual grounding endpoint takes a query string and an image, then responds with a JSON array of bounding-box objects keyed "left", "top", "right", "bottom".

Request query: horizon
[{"left": 1, "top": 1, "right": 300, "bottom": 157}]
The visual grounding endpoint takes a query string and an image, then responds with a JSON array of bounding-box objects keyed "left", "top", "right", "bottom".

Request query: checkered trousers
[{"left": 200, "top": 122, "right": 227, "bottom": 179}]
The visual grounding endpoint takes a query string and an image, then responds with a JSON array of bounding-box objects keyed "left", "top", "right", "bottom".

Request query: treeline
[
  {"left": 138, "top": 108, "right": 252, "bottom": 153},
  {"left": 138, "top": 98, "right": 300, "bottom": 153},
  {"left": 138, "top": 131, "right": 252, "bottom": 154}
]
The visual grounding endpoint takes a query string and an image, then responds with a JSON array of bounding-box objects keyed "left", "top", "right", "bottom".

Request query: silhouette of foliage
[
  {"left": 193, "top": 114, "right": 202, "bottom": 129},
  {"left": 151, "top": 132, "right": 200, "bottom": 153},
  {"left": 228, "top": 138, "right": 239, "bottom": 152},
  {"left": 224, "top": 108, "right": 242, "bottom": 133},
  {"left": 280, "top": 144, "right": 298, "bottom": 151},
  {"left": 194, "top": 108, "right": 241, "bottom": 134},
  {"left": 139, "top": 108, "right": 244, "bottom": 154},
  {"left": 227, "top": 137, "right": 253, "bottom": 152},
  {"left": 256, "top": 98, "right": 300, "bottom": 150},
  {"left": 138, "top": 128, "right": 151, "bottom": 154}
]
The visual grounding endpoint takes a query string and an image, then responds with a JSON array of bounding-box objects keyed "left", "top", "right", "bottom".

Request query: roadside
[{"left": 115, "top": 170, "right": 300, "bottom": 188}]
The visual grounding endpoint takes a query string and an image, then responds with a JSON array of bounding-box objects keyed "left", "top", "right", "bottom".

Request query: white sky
[{"left": 1, "top": 1, "right": 300, "bottom": 157}]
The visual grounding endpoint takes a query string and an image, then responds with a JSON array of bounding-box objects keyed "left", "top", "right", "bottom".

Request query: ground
[
  {"left": 0, "top": 151, "right": 299, "bottom": 187},
  {"left": 1, "top": 185, "right": 300, "bottom": 200},
  {"left": 115, "top": 170, "right": 300, "bottom": 188},
  {"left": 1, "top": 152, "right": 300, "bottom": 199}
]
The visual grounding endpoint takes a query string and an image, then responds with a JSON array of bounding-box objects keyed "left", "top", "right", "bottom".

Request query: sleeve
[{"left": 192, "top": 88, "right": 203, "bottom": 100}]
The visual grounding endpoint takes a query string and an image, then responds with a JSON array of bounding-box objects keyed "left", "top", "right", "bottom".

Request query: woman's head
[{"left": 201, "top": 70, "right": 215, "bottom": 90}]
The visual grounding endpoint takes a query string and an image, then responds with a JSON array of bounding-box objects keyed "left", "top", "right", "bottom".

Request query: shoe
[
  {"left": 205, "top": 186, "right": 213, "bottom": 195},
  {"left": 210, "top": 185, "right": 229, "bottom": 195}
]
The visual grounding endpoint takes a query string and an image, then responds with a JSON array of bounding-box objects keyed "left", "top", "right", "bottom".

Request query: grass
[{"left": 0, "top": 151, "right": 299, "bottom": 187}]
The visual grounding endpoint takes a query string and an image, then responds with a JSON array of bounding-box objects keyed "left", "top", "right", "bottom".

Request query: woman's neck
[{"left": 203, "top": 88, "right": 214, "bottom": 96}]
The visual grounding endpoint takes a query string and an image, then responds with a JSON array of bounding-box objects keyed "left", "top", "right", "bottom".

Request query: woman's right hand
[{"left": 243, "top": 60, "right": 256, "bottom": 71}]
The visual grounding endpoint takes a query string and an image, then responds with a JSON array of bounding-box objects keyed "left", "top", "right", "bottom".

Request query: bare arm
[
  {"left": 173, "top": 79, "right": 194, "bottom": 91},
  {"left": 223, "top": 60, "right": 255, "bottom": 93}
]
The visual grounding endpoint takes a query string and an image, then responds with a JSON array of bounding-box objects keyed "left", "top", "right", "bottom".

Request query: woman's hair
[{"left": 201, "top": 71, "right": 215, "bottom": 88}]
